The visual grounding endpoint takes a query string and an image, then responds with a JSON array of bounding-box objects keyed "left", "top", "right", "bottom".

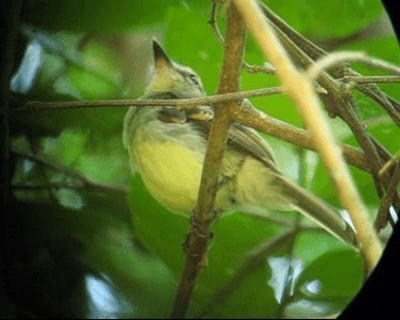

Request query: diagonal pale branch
[
  {"left": 258, "top": 1, "right": 399, "bottom": 223},
  {"left": 170, "top": 4, "right": 247, "bottom": 319},
  {"left": 233, "top": 0, "right": 382, "bottom": 272}
]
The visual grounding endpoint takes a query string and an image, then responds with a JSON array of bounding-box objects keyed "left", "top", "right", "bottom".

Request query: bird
[{"left": 123, "top": 39, "right": 357, "bottom": 246}]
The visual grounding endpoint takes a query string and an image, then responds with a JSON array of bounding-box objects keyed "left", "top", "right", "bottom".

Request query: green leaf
[{"left": 285, "top": 249, "right": 363, "bottom": 318}]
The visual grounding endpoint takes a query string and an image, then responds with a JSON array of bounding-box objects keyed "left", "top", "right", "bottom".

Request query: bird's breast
[{"left": 131, "top": 128, "right": 204, "bottom": 214}]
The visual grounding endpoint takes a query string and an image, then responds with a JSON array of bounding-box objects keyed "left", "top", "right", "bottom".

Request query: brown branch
[
  {"left": 258, "top": 0, "right": 400, "bottom": 126},
  {"left": 12, "top": 182, "right": 127, "bottom": 194},
  {"left": 374, "top": 163, "right": 400, "bottom": 231},
  {"left": 242, "top": 61, "right": 275, "bottom": 74},
  {"left": 209, "top": 0, "right": 275, "bottom": 75},
  {"left": 233, "top": 0, "right": 382, "bottom": 271},
  {"left": 236, "top": 100, "right": 369, "bottom": 172},
  {"left": 379, "top": 151, "right": 400, "bottom": 176},
  {"left": 170, "top": 4, "right": 247, "bottom": 318},
  {"left": 258, "top": 1, "right": 399, "bottom": 220},
  {"left": 196, "top": 229, "right": 295, "bottom": 318},
  {"left": 12, "top": 150, "right": 127, "bottom": 194},
  {"left": 13, "top": 87, "right": 283, "bottom": 112},
  {"left": 11, "top": 89, "right": 370, "bottom": 173},
  {"left": 343, "top": 75, "right": 400, "bottom": 84}
]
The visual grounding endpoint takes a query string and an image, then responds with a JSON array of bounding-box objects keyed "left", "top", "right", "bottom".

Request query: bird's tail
[{"left": 277, "top": 176, "right": 358, "bottom": 247}]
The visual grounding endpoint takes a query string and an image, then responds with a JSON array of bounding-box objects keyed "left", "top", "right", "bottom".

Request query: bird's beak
[{"left": 152, "top": 39, "right": 172, "bottom": 71}]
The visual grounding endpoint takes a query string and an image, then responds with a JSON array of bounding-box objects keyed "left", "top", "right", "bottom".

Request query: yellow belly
[{"left": 132, "top": 137, "right": 204, "bottom": 214}]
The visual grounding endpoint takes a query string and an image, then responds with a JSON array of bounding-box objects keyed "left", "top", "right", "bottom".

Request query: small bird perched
[{"left": 123, "top": 39, "right": 357, "bottom": 246}]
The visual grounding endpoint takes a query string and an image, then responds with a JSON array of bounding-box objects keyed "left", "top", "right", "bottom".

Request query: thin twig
[
  {"left": 12, "top": 150, "right": 127, "bottom": 194},
  {"left": 12, "top": 91, "right": 370, "bottom": 172},
  {"left": 342, "top": 75, "right": 400, "bottom": 84},
  {"left": 306, "top": 51, "right": 400, "bottom": 82},
  {"left": 258, "top": 0, "right": 400, "bottom": 132},
  {"left": 259, "top": 1, "right": 399, "bottom": 218},
  {"left": 233, "top": 0, "right": 382, "bottom": 272},
  {"left": 208, "top": 0, "right": 225, "bottom": 45},
  {"left": 379, "top": 151, "right": 400, "bottom": 177},
  {"left": 277, "top": 147, "right": 306, "bottom": 317},
  {"left": 242, "top": 61, "right": 276, "bottom": 74},
  {"left": 374, "top": 163, "right": 400, "bottom": 231},
  {"left": 196, "top": 229, "right": 296, "bottom": 318},
  {"left": 13, "top": 87, "right": 283, "bottom": 112},
  {"left": 306, "top": 52, "right": 367, "bottom": 81},
  {"left": 12, "top": 182, "right": 127, "bottom": 194},
  {"left": 209, "top": 0, "right": 275, "bottom": 75},
  {"left": 170, "top": 4, "right": 247, "bottom": 318}
]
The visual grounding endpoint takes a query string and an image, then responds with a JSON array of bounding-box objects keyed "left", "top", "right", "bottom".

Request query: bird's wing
[{"left": 183, "top": 105, "right": 280, "bottom": 174}]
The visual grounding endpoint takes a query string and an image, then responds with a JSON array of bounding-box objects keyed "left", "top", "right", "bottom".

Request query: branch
[
  {"left": 170, "top": 4, "right": 247, "bottom": 318},
  {"left": 258, "top": 1, "right": 399, "bottom": 226},
  {"left": 12, "top": 182, "right": 127, "bottom": 194},
  {"left": 12, "top": 150, "right": 127, "bottom": 194},
  {"left": 196, "top": 229, "right": 295, "bottom": 318},
  {"left": 306, "top": 51, "right": 400, "bottom": 82},
  {"left": 374, "top": 163, "right": 400, "bottom": 231},
  {"left": 236, "top": 100, "right": 369, "bottom": 172},
  {"left": 13, "top": 87, "right": 282, "bottom": 112},
  {"left": 209, "top": 0, "right": 275, "bottom": 75},
  {"left": 13, "top": 90, "right": 370, "bottom": 173},
  {"left": 379, "top": 151, "right": 400, "bottom": 176},
  {"left": 342, "top": 75, "right": 400, "bottom": 84},
  {"left": 258, "top": 0, "right": 400, "bottom": 155},
  {"left": 233, "top": 0, "right": 382, "bottom": 272}
]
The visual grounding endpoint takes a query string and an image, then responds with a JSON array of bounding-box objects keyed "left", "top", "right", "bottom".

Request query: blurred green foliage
[{"left": 5, "top": 0, "right": 399, "bottom": 318}]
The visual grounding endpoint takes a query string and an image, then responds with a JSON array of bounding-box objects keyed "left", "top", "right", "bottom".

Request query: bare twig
[
  {"left": 379, "top": 151, "right": 400, "bottom": 177},
  {"left": 342, "top": 75, "right": 400, "bottom": 84},
  {"left": 12, "top": 87, "right": 283, "bottom": 112},
  {"left": 196, "top": 229, "right": 295, "bottom": 318},
  {"left": 233, "top": 0, "right": 382, "bottom": 271},
  {"left": 374, "top": 163, "right": 400, "bottom": 231},
  {"left": 258, "top": 1, "right": 399, "bottom": 217},
  {"left": 12, "top": 150, "right": 127, "bottom": 194},
  {"left": 170, "top": 4, "right": 247, "bottom": 318},
  {"left": 12, "top": 182, "right": 127, "bottom": 194},
  {"left": 306, "top": 52, "right": 368, "bottom": 82},
  {"left": 12, "top": 93, "right": 370, "bottom": 174},
  {"left": 208, "top": 0, "right": 225, "bottom": 45},
  {"left": 209, "top": 0, "right": 275, "bottom": 75},
  {"left": 242, "top": 61, "right": 276, "bottom": 74},
  {"left": 258, "top": 0, "right": 400, "bottom": 127},
  {"left": 306, "top": 51, "right": 400, "bottom": 82}
]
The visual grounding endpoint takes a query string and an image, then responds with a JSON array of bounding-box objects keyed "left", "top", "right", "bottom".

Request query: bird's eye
[{"left": 188, "top": 74, "right": 199, "bottom": 85}]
